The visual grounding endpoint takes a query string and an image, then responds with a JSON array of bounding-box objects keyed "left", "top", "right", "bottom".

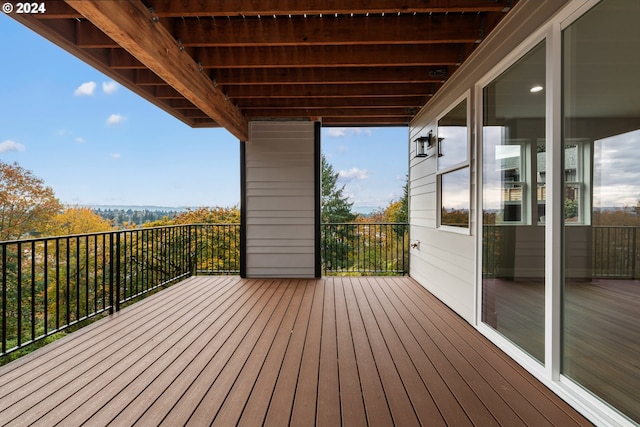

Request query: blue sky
[{"left": 0, "top": 13, "right": 408, "bottom": 211}]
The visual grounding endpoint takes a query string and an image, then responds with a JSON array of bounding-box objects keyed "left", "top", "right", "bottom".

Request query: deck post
[{"left": 243, "top": 120, "right": 321, "bottom": 278}]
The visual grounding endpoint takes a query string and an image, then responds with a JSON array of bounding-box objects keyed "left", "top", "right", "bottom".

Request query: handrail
[
  {"left": 1, "top": 222, "right": 407, "bottom": 357},
  {"left": 483, "top": 224, "right": 640, "bottom": 279},
  {"left": 321, "top": 223, "right": 409, "bottom": 276},
  {"left": 0, "top": 224, "right": 239, "bottom": 357}
]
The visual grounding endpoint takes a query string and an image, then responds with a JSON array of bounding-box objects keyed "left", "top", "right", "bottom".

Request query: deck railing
[
  {"left": 591, "top": 226, "right": 639, "bottom": 278},
  {"left": 1, "top": 222, "right": 407, "bottom": 357},
  {"left": 483, "top": 225, "right": 640, "bottom": 279},
  {"left": 321, "top": 223, "right": 409, "bottom": 276},
  {"left": 0, "top": 224, "right": 239, "bottom": 357}
]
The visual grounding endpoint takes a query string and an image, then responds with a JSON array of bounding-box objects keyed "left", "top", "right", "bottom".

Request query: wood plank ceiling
[{"left": 8, "top": 0, "right": 519, "bottom": 140}]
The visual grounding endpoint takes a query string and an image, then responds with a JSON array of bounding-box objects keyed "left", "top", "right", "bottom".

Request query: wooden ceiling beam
[
  {"left": 237, "top": 97, "right": 426, "bottom": 109},
  {"left": 62, "top": 14, "right": 484, "bottom": 48},
  {"left": 146, "top": 0, "right": 512, "bottom": 17},
  {"left": 226, "top": 83, "right": 440, "bottom": 99},
  {"left": 65, "top": 0, "right": 248, "bottom": 140},
  {"left": 322, "top": 117, "right": 411, "bottom": 125},
  {"left": 213, "top": 67, "right": 451, "bottom": 86},
  {"left": 245, "top": 108, "right": 415, "bottom": 118},
  {"left": 196, "top": 45, "right": 465, "bottom": 69},
  {"left": 175, "top": 15, "right": 482, "bottom": 47},
  {"left": 6, "top": 0, "right": 518, "bottom": 130},
  {"left": 34, "top": 0, "right": 513, "bottom": 19},
  {"left": 104, "top": 44, "right": 467, "bottom": 69}
]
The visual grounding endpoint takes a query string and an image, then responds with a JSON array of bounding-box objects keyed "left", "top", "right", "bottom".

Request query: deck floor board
[{"left": 0, "top": 276, "right": 593, "bottom": 427}]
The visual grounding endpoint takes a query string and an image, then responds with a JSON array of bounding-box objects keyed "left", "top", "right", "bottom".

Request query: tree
[
  {"left": 352, "top": 175, "right": 409, "bottom": 274},
  {"left": 321, "top": 154, "right": 355, "bottom": 223},
  {"left": 45, "top": 207, "right": 113, "bottom": 236},
  {"left": 0, "top": 161, "right": 62, "bottom": 240},
  {"left": 38, "top": 208, "right": 114, "bottom": 329},
  {"left": 140, "top": 206, "right": 241, "bottom": 275},
  {"left": 172, "top": 206, "right": 240, "bottom": 225},
  {"left": 321, "top": 155, "right": 357, "bottom": 271}
]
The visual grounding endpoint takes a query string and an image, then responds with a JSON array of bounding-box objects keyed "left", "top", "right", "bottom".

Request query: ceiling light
[{"left": 530, "top": 85, "right": 543, "bottom": 93}]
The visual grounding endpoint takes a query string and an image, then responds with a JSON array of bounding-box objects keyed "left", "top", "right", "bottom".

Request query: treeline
[{"left": 92, "top": 208, "right": 182, "bottom": 227}]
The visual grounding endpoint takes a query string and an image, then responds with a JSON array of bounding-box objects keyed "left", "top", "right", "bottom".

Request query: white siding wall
[
  {"left": 408, "top": 0, "right": 569, "bottom": 324},
  {"left": 245, "top": 121, "right": 317, "bottom": 277}
]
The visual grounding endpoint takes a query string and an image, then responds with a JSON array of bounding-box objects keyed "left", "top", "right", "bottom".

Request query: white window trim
[{"left": 436, "top": 91, "right": 471, "bottom": 235}]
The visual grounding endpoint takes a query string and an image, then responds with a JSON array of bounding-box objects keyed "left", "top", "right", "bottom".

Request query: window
[
  {"left": 437, "top": 98, "right": 470, "bottom": 230},
  {"left": 536, "top": 140, "right": 590, "bottom": 225}
]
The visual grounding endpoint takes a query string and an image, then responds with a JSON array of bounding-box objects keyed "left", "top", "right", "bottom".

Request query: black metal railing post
[
  {"left": 188, "top": 225, "right": 193, "bottom": 276},
  {"left": 115, "top": 232, "right": 121, "bottom": 313},
  {"left": 16, "top": 242, "right": 22, "bottom": 347},
  {"left": 633, "top": 227, "right": 638, "bottom": 279},
  {"left": 2, "top": 245, "right": 6, "bottom": 354},
  {"left": 109, "top": 232, "right": 115, "bottom": 315}
]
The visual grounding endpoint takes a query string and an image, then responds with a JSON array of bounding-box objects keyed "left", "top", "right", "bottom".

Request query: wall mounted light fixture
[{"left": 414, "top": 130, "right": 435, "bottom": 157}]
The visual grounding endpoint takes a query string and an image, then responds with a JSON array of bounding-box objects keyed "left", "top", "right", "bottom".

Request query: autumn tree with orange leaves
[{"left": 0, "top": 161, "right": 62, "bottom": 241}]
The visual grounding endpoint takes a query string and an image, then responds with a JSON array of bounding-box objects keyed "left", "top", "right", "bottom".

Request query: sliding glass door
[
  {"left": 482, "top": 41, "right": 546, "bottom": 363},
  {"left": 563, "top": 0, "right": 640, "bottom": 423}
]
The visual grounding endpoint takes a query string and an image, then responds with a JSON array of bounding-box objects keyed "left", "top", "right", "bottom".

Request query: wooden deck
[{"left": 0, "top": 276, "right": 592, "bottom": 426}]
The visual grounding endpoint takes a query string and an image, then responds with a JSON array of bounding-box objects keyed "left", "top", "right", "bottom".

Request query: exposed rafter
[
  {"left": 174, "top": 15, "right": 485, "bottom": 47},
  {"left": 7, "top": 0, "right": 518, "bottom": 130},
  {"left": 36, "top": 0, "right": 516, "bottom": 19}
]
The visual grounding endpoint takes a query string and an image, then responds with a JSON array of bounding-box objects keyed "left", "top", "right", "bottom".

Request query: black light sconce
[{"left": 414, "top": 130, "right": 435, "bottom": 158}]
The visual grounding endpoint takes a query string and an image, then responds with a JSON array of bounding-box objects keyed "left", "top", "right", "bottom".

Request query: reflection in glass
[
  {"left": 438, "top": 99, "right": 468, "bottom": 170},
  {"left": 563, "top": 0, "right": 640, "bottom": 422},
  {"left": 441, "top": 168, "right": 470, "bottom": 227},
  {"left": 482, "top": 41, "right": 546, "bottom": 363},
  {"left": 536, "top": 142, "right": 546, "bottom": 223},
  {"left": 438, "top": 98, "right": 469, "bottom": 229}
]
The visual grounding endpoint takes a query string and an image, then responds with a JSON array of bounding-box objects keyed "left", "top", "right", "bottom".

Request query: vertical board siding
[{"left": 245, "top": 121, "right": 317, "bottom": 277}]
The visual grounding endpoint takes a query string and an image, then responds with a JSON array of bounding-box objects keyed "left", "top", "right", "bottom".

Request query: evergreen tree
[
  {"left": 399, "top": 174, "right": 409, "bottom": 223},
  {"left": 321, "top": 154, "right": 355, "bottom": 223},
  {"left": 320, "top": 155, "right": 356, "bottom": 272}
]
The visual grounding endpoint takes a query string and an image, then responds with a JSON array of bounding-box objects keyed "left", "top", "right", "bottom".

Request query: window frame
[{"left": 436, "top": 92, "right": 471, "bottom": 234}]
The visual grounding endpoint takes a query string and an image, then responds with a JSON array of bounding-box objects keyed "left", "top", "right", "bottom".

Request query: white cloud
[
  {"left": 102, "top": 81, "right": 119, "bottom": 94},
  {"left": 110, "top": 153, "right": 121, "bottom": 159},
  {"left": 327, "top": 128, "right": 347, "bottom": 137},
  {"left": 326, "top": 127, "right": 372, "bottom": 138},
  {"left": 339, "top": 167, "right": 369, "bottom": 182},
  {"left": 75, "top": 137, "right": 86, "bottom": 144},
  {"left": 0, "top": 140, "right": 26, "bottom": 153},
  {"left": 74, "top": 81, "right": 97, "bottom": 96},
  {"left": 106, "top": 113, "right": 126, "bottom": 126}
]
